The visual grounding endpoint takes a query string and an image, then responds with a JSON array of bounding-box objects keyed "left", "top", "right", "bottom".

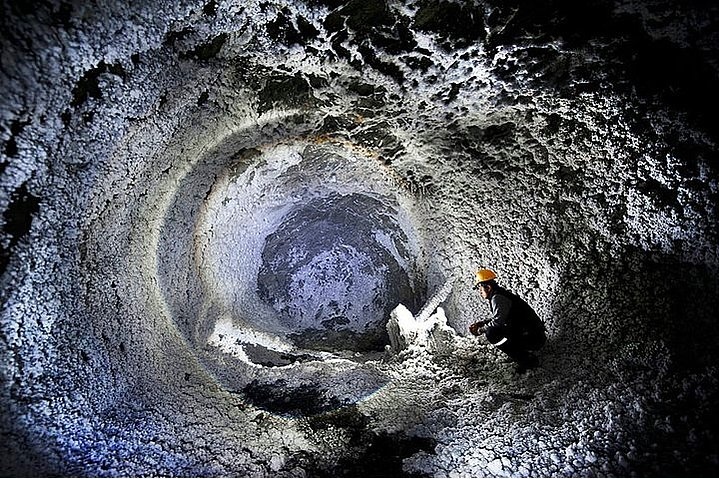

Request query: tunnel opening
[
  {"left": 171, "top": 137, "right": 429, "bottom": 363},
  {"left": 257, "top": 192, "right": 421, "bottom": 352}
]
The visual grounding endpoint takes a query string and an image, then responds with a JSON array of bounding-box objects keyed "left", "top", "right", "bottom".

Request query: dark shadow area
[
  {"left": 302, "top": 405, "right": 437, "bottom": 477},
  {"left": 549, "top": 244, "right": 719, "bottom": 476},
  {"left": 243, "top": 379, "right": 350, "bottom": 418},
  {"left": 0, "top": 415, "right": 62, "bottom": 477},
  {"left": 484, "top": 0, "right": 719, "bottom": 143},
  {"left": 0, "top": 182, "right": 39, "bottom": 276}
]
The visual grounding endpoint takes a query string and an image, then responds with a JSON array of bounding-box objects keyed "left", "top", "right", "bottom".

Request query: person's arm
[
  {"left": 486, "top": 294, "right": 512, "bottom": 329},
  {"left": 469, "top": 294, "right": 512, "bottom": 335}
]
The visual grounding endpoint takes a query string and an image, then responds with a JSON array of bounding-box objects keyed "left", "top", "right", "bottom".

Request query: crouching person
[{"left": 469, "top": 269, "right": 546, "bottom": 374}]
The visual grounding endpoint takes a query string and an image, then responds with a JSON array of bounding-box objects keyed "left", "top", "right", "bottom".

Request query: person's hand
[{"left": 469, "top": 322, "right": 481, "bottom": 336}]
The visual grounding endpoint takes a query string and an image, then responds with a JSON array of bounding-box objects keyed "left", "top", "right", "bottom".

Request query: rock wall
[{"left": 1, "top": 0, "right": 718, "bottom": 476}]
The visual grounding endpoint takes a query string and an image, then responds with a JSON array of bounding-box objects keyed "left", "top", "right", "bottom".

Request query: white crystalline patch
[
  {"left": 207, "top": 315, "right": 294, "bottom": 362},
  {"left": 416, "top": 279, "right": 455, "bottom": 323},
  {"left": 286, "top": 245, "right": 386, "bottom": 331},
  {"left": 389, "top": 303, "right": 455, "bottom": 354},
  {"left": 487, "top": 458, "right": 505, "bottom": 476},
  {"left": 393, "top": 303, "right": 416, "bottom": 330}
]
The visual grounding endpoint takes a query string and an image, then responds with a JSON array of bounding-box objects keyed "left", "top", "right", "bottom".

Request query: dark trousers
[{"left": 486, "top": 327, "right": 546, "bottom": 365}]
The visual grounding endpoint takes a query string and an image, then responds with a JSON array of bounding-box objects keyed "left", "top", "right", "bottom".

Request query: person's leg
[
  {"left": 514, "top": 330, "right": 544, "bottom": 373},
  {"left": 503, "top": 343, "right": 537, "bottom": 372},
  {"left": 525, "top": 329, "right": 546, "bottom": 351},
  {"left": 486, "top": 327, "right": 534, "bottom": 369}
]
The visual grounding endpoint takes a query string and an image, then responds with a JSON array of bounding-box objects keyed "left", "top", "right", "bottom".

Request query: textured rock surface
[
  {"left": 1, "top": 0, "right": 718, "bottom": 476},
  {"left": 257, "top": 191, "right": 418, "bottom": 350}
]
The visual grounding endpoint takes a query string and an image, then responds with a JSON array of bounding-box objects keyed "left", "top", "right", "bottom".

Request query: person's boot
[{"left": 515, "top": 353, "right": 539, "bottom": 374}]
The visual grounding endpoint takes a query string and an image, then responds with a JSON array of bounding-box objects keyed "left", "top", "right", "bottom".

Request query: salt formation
[
  {"left": 386, "top": 304, "right": 455, "bottom": 355},
  {"left": 387, "top": 278, "right": 455, "bottom": 355},
  {"left": 1, "top": 0, "right": 718, "bottom": 476}
]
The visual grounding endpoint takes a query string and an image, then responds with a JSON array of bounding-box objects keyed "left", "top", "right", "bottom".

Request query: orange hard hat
[{"left": 475, "top": 269, "right": 497, "bottom": 284}]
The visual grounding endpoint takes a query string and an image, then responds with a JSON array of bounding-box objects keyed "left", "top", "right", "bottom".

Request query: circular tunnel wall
[{"left": 1, "top": 0, "right": 719, "bottom": 476}]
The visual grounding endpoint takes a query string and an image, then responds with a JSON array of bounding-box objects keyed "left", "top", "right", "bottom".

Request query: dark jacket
[{"left": 487, "top": 286, "right": 545, "bottom": 340}]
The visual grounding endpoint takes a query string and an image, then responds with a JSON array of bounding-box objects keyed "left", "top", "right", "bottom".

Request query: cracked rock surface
[{"left": 1, "top": 0, "right": 718, "bottom": 476}]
